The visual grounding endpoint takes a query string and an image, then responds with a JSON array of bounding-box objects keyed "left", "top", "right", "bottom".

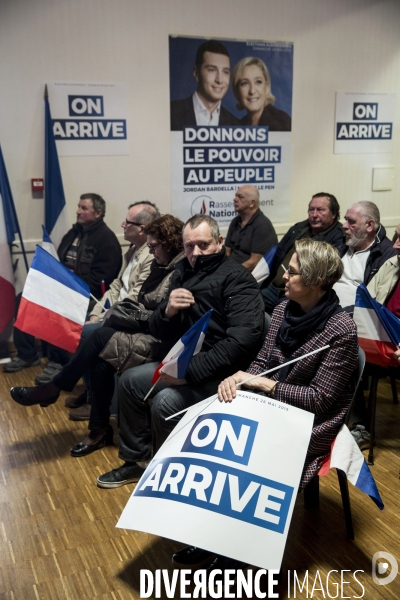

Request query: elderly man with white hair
[{"left": 333, "top": 201, "right": 396, "bottom": 312}]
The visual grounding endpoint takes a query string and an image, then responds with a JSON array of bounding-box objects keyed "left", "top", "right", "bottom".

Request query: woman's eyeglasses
[{"left": 282, "top": 264, "right": 301, "bottom": 278}]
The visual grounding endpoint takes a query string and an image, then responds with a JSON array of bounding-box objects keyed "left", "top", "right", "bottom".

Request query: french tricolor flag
[
  {"left": 319, "top": 424, "right": 384, "bottom": 509},
  {"left": 41, "top": 225, "right": 59, "bottom": 261},
  {"left": 353, "top": 284, "right": 400, "bottom": 367},
  {"left": 252, "top": 244, "right": 278, "bottom": 285},
  {"left": 15, "top": 246, "right": 90, "bottom": 352},
  {"left": 151, "top": 309, "right": 213, "bottom": 384}
]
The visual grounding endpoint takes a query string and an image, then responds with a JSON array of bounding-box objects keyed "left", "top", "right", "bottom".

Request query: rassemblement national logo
[{"left": 191, "top": 195, "right": 237, "bottom": 219}]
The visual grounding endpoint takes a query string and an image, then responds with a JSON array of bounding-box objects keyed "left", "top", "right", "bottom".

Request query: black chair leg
[
  {"left": 336, "top": 469, "right": 354, "bottom": 540},
  {"left": 303, "top": 475, "right": 319, "bottom": 510}
]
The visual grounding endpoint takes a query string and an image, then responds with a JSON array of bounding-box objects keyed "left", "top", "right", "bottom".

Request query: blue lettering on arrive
[
  {"left": 135, "top": 457, "right": 293, "bottom": 534},
  {"left": 52, "top": 120, "right": 127, "bottom": 140},
  {"left": 68, "top": 95, "right": 104, "bottom": 117},
  {"left": 352, "top": 102, "right": 378, "bottom": 120},
  {"left": 336, "top": 122, "right": 392, "bottom": 140},
  {"left": 181, "top": 413, "right": 258, "bottom": 465}
]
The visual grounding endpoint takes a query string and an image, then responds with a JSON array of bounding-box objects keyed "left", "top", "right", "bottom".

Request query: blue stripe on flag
[
  {"left": 31, "top": 246, "right": 90, "bottom": 297},
  {"left": 177, "top": 309, "right": 213, "bottom": 379},
  {"left": 42, "top": 225, "right": 53, "bottom": 243},
  {"left": 356, "top": 284, "right": 400, "bottom": 347},
  {"left": 45, "top": 94, "right": 66, "bottom": 234},
  {"left": 355, "top": 460, "right": 384, "bottom": 510}
]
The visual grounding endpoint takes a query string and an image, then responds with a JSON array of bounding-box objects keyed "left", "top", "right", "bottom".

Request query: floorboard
[{"left": 0, "top": 361, "right": 399, "bottom": 599}]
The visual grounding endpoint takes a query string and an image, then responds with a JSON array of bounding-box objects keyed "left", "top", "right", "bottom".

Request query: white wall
[{"left": 1, "top": 0, "right": 400, "bottom": 277}]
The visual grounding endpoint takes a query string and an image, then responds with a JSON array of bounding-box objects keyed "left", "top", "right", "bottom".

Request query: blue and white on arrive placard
[
  {"left": 117, "top": 390, "right": 314, "bottom": 571},
  {"left": 47, "top": 82, "right": 128, "bottom": 156},
  {"left": 334, "top": 92, "right": 395, "bottom": 154}
]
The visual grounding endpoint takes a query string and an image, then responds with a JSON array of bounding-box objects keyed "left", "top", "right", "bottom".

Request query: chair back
[{"left": 344, "top": 346, "right": 366, "bottom": 426}]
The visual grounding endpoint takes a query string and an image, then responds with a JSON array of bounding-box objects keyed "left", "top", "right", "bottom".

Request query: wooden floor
[{"left": 0, "top": 361, "right": 399, "bottom": 599}]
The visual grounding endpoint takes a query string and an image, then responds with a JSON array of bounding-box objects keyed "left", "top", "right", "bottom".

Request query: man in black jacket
[
  {"left": 4, "top": 193, "right": 122, "bottom": 382},
  {"left": 261, "top": 192, "right": 344, "bottom": 313},
  {"left": 97, "top": 214, "right": 266, "bottom": 488}
]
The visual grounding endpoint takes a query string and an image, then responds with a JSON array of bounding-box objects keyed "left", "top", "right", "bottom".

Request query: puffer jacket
[
  {"left": 149, "top": 247, "right": 266, "bottom": 385},
  {"left": 99, "top": 252, "right": 184, "bottom": 372}
]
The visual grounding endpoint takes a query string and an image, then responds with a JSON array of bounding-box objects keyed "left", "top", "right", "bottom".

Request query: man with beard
[{"left": 333, "top": 201, "right": 396, "bottom": 313}]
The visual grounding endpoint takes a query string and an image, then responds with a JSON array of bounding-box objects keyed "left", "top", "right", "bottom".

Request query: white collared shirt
[
  {"left": 118, "top": 248, "right": 138, "bottom": 301},
  {"left": 192, "top": 92, "right": 221, "bottom": 126},
  {"left": 333, "top": 242, "right": 374, "bottom": 308}
]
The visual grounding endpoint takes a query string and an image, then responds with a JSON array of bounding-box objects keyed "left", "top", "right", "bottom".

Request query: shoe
[
  {"left": 34, "top": 362, "right": 63, "bottom": 385},
  {"left": 172, "top": 546, "right": 216, "bottom": 569},
  {"left": 3, "top": 356, "right": 40, "bottom": 373},
  {"left": 97, "top": 462, "right": 145, "bottom": 488},
  {"left": 71, "top": 426, "right": 113, "bottom": 457},
  {"left": 65, "top": 390, "right": 88, "bottom": 408},
  {"left": 69, "top": 403, "right": 91, "bottom": 421},
  {"left": 351, "top": 424, "right": 374, "bottom": 451},
  {"left": 10, "top": 382, "right": 60, "bottom": 407}
]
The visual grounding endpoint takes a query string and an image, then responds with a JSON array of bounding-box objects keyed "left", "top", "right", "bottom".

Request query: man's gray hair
[
  {"left": 128, "top": 201, "right": 161, "bottom": 225},
  {"left": 184, "top": 214, "right": 220, "bottom": 242},
  {"left": 80, "top": 193, "right": 106, "bottom": 217},
  {"left": 351, "top": 201, "right": 380, "bottom": 232}
]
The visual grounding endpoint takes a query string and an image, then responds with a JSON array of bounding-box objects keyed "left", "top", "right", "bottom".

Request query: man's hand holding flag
[{"left": 143, "top": 309, "right": 213, "bottom": 401}]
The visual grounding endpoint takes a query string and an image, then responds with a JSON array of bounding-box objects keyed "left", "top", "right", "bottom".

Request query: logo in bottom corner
[{"left": 191, "top": 196, "right": 211, "bottom": 215}]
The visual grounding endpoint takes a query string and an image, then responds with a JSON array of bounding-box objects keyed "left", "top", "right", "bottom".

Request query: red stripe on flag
[
  {"left": 15, "top": 297, "right": 82, "bottom": 352},
  {"left": 0, "top": 276, "right": 15, "bottom": 334},
  {"left": 151, "top": 362, "right": 164, "bottom": 385},
  {"left": 357, "top": 337, "right": 396, "bottom": 367}
]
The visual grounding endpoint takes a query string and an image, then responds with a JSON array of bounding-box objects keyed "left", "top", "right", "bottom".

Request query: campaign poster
[
  {"left": 46, "top": 82, "right": 128, "bottom": 156},
  {"left": 169, "top": 36, "right": 293, "bottom": 226},
  {"left": 334, "top": 92, "right": 395, "bottom": 154},
  {"left": 117, "top": 391, "right": 313, "bottom": 571}
]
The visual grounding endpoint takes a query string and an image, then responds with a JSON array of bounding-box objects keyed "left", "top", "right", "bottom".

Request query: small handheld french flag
[
  {"left": 319, "top": 424, "right": 384, "bottom": 510},
  {"left": 354, "top": 284, "right": 400, "bottom": 367},
  {"left": 252, "top": 244, "right": 278, "bottom": 285},
  {"left": 15, "top": 246, "right": 90, "bottom": 352},
  {"left": 151, "top": 309, "right": 213, "bottom": 384}
]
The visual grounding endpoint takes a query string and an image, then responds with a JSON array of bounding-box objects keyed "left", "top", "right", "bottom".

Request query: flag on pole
[
  {"left": 151, "top": 309, "right": 213, "bottom": 384},
  {"left": 0, "top": 150, "right": 16, "bottom": 334},
  {"left": 15, "top": 246, "right": 90, "bottom": 352},
  {"left": 251, "top": 244, "right": 278, "bottom": 285},
  {"left": 45, "top": 85, "right": 69, "bottom": 249},
  {"left": 319, "top": 424, "right": 384, "bottom": 509},
  {"left": 353, "top": 284, "right": 400, "bottom": 367},
  {"left": 41, "top": 225, "right": 59, "bottom": 261}
]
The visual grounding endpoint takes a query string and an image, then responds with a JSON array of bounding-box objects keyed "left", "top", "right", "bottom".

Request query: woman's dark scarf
[{"left": 275, "top": 288, "right": 341, "bottom": 356}]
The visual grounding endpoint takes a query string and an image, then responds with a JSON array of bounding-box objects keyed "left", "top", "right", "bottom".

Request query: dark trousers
[
  {"left": 117, "top": 362, "right": 219, "bottom": 462},
  {"left": 14, "top": 293, "right": 69, "bottom": 364},
  {"left": 53, "top": 327, "right": 116, "bottom": 430}
]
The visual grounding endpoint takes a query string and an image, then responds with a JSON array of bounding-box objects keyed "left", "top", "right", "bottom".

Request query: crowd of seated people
[{"left": 6, "top": 190, "right": 400, "bottom": 578}]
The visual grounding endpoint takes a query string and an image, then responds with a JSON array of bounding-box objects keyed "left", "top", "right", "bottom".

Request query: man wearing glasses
[{"left": 88, "top": 201, "right": 160, "bottom": 323}]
